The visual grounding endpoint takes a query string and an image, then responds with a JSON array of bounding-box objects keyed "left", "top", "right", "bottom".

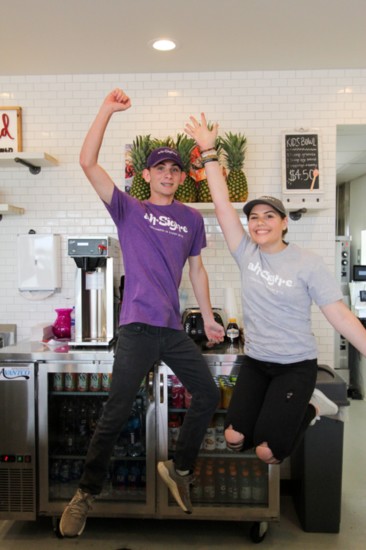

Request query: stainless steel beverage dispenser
[{"left": 67, "top": 236, "right": 119, "bottom": 347}]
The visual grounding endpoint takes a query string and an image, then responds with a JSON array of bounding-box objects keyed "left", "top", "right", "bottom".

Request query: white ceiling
[
  {"left": 2, "top": 0, "right": 366, "bottom": 183},
  {"left": 3, "top": 0, "right": 366, "bottom": 75}
]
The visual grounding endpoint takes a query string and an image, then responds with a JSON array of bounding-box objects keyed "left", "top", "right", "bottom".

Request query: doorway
[{"left": 336, "top": 124, "right": 366, "bottom": 266}]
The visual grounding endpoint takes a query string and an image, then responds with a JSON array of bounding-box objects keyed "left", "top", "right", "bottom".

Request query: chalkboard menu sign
[{"left": 282, "top": 130, "right": 322, "bottom": 194}]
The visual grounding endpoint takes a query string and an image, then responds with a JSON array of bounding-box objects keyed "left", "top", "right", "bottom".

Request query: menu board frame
[
  {"left": 0, "top": 106, "right": 22, "bottom": 153},
  {"left": 281, "top": 129, "right": 323, "bottom": 196}
]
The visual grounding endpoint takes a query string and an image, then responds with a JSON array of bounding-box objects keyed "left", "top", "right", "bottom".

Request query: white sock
[{"left": 176, "top": 468, "right": 190, "bottom": 476}]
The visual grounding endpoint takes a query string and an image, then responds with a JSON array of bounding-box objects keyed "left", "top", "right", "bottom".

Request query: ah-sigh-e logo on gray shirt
[{"left": 248, "top": 261, "right": 293, "bottom": 288}]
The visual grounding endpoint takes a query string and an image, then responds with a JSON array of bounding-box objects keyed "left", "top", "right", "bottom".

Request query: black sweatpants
[{"left": 225, "top": 355, "right": 318, "bottom": 461}]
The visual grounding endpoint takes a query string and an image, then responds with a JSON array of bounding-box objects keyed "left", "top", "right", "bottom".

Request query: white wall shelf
[
  {"left": 188, "top": 201, "right": 324, "bottom": 220},
  {"left": 0, "top": 152, "right": 58, "bottom": 174},
  {"left": 0, "top": 203, "right": 25, "bottom": 219},
  {"left": 187, "top": 202, "right": 245, "bottom": 212}
]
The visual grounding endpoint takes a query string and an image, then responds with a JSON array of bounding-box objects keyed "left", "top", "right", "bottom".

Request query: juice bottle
[{"left": 226, "top": 318, "right": 240, "bottom": 344}]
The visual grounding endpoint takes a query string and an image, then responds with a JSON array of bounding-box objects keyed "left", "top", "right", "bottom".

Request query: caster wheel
[{"left": 250, "top": 521, "right": 268, "bottom": 543}]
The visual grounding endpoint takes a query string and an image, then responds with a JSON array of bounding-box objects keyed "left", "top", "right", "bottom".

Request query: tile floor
[{"left": 1, "top": 400, "right": 365, "bottom": 550}]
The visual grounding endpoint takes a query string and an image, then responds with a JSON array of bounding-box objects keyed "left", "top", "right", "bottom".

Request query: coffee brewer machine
[{"left": 67, "top": 236, "right": 120, "bottom": 347}]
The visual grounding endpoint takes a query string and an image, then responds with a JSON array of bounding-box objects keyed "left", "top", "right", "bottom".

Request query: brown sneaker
[
  {"left": 157, "top": 460, "right": 194, "bottom": 514},
  {"left": 59, "top": 488, "right": 95, "bottom": 537}
]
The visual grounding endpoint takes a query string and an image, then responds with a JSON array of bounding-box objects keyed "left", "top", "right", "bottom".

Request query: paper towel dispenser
[{"left": 17, "top": 234, "right": 61, "bottom": 291}]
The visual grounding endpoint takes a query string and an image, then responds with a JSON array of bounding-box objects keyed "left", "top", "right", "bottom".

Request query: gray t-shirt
[{"left": 233, "top": 235, "right": 343, "bottom": 364}]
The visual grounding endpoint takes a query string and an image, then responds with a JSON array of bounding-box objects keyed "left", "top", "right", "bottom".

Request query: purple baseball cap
[{"left": 146, "top": 147, "right": 184, "bottom": 170}]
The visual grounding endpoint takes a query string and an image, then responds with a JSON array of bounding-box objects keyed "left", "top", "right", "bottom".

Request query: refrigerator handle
[
  {"left": 159, "top": 373, "right": 165, "bottom": 404},
  {"left": 147, "top": 370, "right": 154, "bottom": 402}
]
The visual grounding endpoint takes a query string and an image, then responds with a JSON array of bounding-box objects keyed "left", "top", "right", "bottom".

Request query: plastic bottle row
[
  {"left": 49, "top": 396, "right": 146, "bottom": 457},
  {"left": 49, "top": 458, "right": 146, "bottom": 500},
  {"left": 51, "top": 372, "right": 112, "bottom": 392},
  {"left": 168, "top": 412, "right": 227, "bottom": 452},
  {"left": 168, "top": 374, "right": 237, "bottom": 410},
  {"left": 191, "top": 457, "right": 268, "bottom": 505}
]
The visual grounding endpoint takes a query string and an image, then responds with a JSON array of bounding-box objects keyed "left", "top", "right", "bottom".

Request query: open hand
[{"left": 185, "top": 113, "right": 218, "bottom": 151}]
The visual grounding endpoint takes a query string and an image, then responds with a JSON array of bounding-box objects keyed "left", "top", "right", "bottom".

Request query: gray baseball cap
[{"left": 243, "top": 196, "right": 287, "bottom": 217}]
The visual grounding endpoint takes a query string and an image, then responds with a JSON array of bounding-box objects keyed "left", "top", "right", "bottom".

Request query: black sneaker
[
  {"left": 157, "top": 459, "right": 194, "bottom": 514},
  {"left": 59, "top": 488, "right": 95, "bottom": 537}
]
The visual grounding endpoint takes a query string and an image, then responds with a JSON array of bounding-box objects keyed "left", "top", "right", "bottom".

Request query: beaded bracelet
[
  {"left": 201, "top": 157, "right": 219, "bottom": 165},
  {"left": 201, "top": 150, "right": 218, "bottom": 157},
  {"left": 201, "top": 153, "right": 218, "bottom": 162},
  {"left": 200, "top": 147, "right": 217, "bottom": 154}
]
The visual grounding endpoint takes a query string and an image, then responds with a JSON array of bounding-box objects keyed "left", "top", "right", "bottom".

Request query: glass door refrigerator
[
  {"left": 156, "top": 361, "right": 280, "bottom": 542},
  {"left": 37, "top": 360, "right": 156, "bottom": 522}
]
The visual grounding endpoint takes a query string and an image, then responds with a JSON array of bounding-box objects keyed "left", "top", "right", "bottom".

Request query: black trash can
[{"left": 291, "top": 365, "right": 349, "bottom": 533}]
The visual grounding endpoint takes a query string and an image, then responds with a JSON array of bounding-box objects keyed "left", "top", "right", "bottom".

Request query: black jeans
[
  {"left": 225, "top": 356, "right": 318, "bottom": 461},
  {"left": 79, "top": 323, "right": 220, "bottom": 494}
]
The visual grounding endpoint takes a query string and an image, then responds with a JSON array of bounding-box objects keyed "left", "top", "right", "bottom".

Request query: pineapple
[
  {"left": 219, "top": 132, "right": 248, "bottom": 202},
  {"left": 150, "top": 136, "right": 175, "bottom": 150},
  {"left": 129, "top": 135, "right": 153, "bottom": 200},
  {"left": 197, "top": 179, "right": 212, "bottom": 202},
  {"left": 174, "top": 134, "right": 197, "bottom": 203}
]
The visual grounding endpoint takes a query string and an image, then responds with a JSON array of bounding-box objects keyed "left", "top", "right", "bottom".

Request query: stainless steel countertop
[{"left": 0, "top": 339, "right": 244, "bottom": 366}]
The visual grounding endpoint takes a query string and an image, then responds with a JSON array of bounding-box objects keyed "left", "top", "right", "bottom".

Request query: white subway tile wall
[{"left": 1, "top": 69, "right": 366, "bottom": 367}]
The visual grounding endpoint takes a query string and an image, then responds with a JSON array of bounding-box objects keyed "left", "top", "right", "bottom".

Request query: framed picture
[
  {"left": 0, "top": 106, "right": 22, "bottom": 153},
  {"left": 282, "top": 129, "right": 323, "bottom": 194}
]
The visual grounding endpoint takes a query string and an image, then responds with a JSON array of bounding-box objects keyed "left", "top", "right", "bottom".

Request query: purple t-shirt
[{"left": 104, "top": 186, "right": 206, "bottom": 329}]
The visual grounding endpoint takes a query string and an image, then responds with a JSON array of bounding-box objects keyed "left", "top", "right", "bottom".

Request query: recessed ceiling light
[{"left": 150, "top": 39, "right": 177, "bottom": 51}]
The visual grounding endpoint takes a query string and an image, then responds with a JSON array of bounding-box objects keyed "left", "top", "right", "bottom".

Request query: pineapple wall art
[{"left": 124, "top": 130, "right": 248, "bottom": 203}]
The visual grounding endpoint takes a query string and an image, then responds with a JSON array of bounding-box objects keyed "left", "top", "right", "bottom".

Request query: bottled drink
[
  {"left": 61, "top": 399, "right": 76, "bottom": 454},
  {"left": 89, "top": 373, "right": 102, "bottom": 391},
  {"left": 64, "top": 372, "right": 77, "bottom": 392},
  {"left": 227, "top": 464, "right": 239, "bottom": 502},
  {"left": 88, "top": 398, "right": 100, "bottom": 437},
  {"left": 70, "top": 459, "right": 83, "bottom": 480},
  {"left": 127, "top": 405, "right": 144, "bottom": 457},
  {"left": 216, "top": 465, "right": 227, "bottom": 501},
  {"left": 50, "top": 459, "right": 61, "bottom": 482},
  {"left": 203, "top": 466, "right": 215, "bottom": 500},
  {"left": 127, "top": 462, "right": 141, "bottom": 493},
  {"left": 203, "top": 423, "right": 216, "bottom": 452},
  {"left": 226, "top": 318, "right": 240, "bottom": 344},
  {"left": 239, "top": 467, "right": 252, "bottom": 503},
  {"left": 171, "top": 376, "right": 185, "bottom": 408},
  {"left": 184, "top": 388, "right": 192, "bottom": 408},
  {"left": 75, "top": 399, "right": 89, "bottom": 453},
  {"left": 70, "top": 306, "right": 75, "bottom": 340},
  {"left": 59, "top": 459, "right": 71, "bottom": 483},
  {"left": 221, "top": 378, "right": 234, "bottom": 410},
  {"left": 114, "top": 425, "right": 129, "bottom": 458},
  {"left": 252, "top": 467, "right": 268, "bottom": 503},
  {"left": 102, "top": 373, "right": 112, "bottom": 392},
  {"left": 114, "top": 462, "right": 129, "bottom": 492},
  {"left": 52, "top": 373, "right": 64, "bottom": 392},
  {"left": 140, "top": 463, "right": 146, "bottom": 491},
  {"left": 191, "top": 462, "right": 203, "bottom": 502},
  {"left": 214, "top": 413, "right": 226, "bottom": 450},
  {"left": 168, "top": 413, "right": 181, "bottom": 451},
  {"left": 100, "top": 466, "right": 114, "bottom": 498},
  {"left": 77, "top": 373, "right": 89, "bottom": 392}
]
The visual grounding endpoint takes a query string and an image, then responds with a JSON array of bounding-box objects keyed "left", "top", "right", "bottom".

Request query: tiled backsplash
[{"left": 1, "top": 69, "right": 366, "bottom": 366}]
